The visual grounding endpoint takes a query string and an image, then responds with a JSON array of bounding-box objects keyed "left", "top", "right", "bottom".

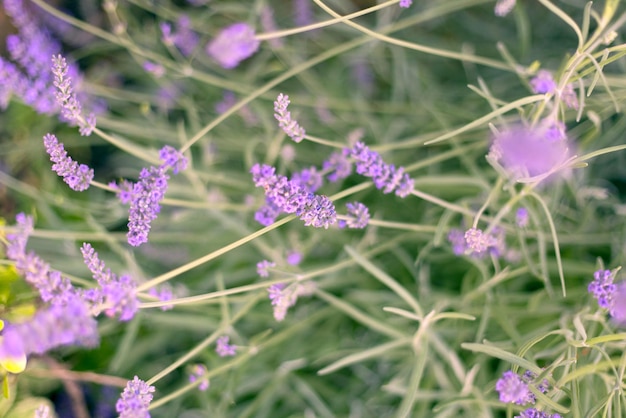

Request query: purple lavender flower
[
  {"left": 81, "top": 243, "right": 138, "bottom": 321},
  {"left": 464, "top": 228, "right": 497, "bottom": 255},
  {"left": 0, "top": 294, "right": 99, "bottom": 358},
  {"left": 323, "top": 149, "right": 352, "bottom": 182},
  {"left": 448, "top": 229, "right": 467, "bottom": 255},
  {"left": 530, "top": 70, "right": 557, "bottom": 94},
  {"left": 495, "top": 370, "right": 534, "bottom": 405},
  {"left": 489, "top": 123, "right": 571, "bottom": 182},
  {"left": 159, "top": 145, "right": 188, "bottom": 174},
  {"left": 267, "top": 281, "right": 315, "bottom": 321},
  {"left": 143, "top": 61, "right": 165, "bottom": 78},
  {"left": 516, "top": 207, "right": 529, "bottom": 228},
  {"left": 43, "top": 133, "right": 94, "bottom": 191},
  {"left": 274, "top": 93, "right": 306, "bottom": 143},
  {"left": 116, "top": 376, "right": 155, "bottom": 418},
  {"left": 188, "top": 364, "right": 209, "bottom": 391},
  {"left": 495, "top": 0, "right": 516, "bottom": 16},
  {"left": 516, "top": 408, "right": 561, "bottom": 418},
  {"left": 165, "top": 15, "right": 199, "bottom": 57},
  {"left": 6, "top": 213, "right": 77, "bottom": 304},
  {"left": 292, "top": 167, "right": 323, "bottom": 193},
  {"left": 206, "top": 23, "right": 260, "bottom": 69},
  {"left": 610, "top": 281, "right": 626, "bottom": 324},
  {"left": 257, "top": 260, "right": 276, "bottom": 277},
  {"left": 216, "top": 336, "right": 237, "bottom": 357},
  {"left": 51, "top": 55, "right": 96, "bottom": 136},
  {"left": 251, "top": 163, "right": 337, "bottom": 228},
  {"left": 286, "top": 250, "right": 303, "bottom": 266},
  {"left": 339, "top": 202, "right": 370, "bottom": 229},
  {"left": 255, "top": 200, "right": 282, "bottom": 226},
  {"left": 350, "top": 142, "right": 413, "bottom": 197},
  {"left": 588, "top": 269, "right": 616, "bottom": 309},
  {"left": 399, "top": 0, "right": 413, "bottom": 7},
  {"left": 148, "top": 284, "right": 174, "bottom": 311}
]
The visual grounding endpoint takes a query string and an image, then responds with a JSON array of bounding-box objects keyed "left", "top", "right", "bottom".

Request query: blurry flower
[
  {"left": 261, "top": 6, "right": 284, "bottom": 48},
  {"left": 323, "top": 149, "right": 352, "bottom": 182},
  {"left": 495, "top": 370, "right": 534, "bottom": 405},
  {"left": 188, "top": 364, "right": 209, "bottom": 391},
  {"left": 286, "top": 250, "right": 303, "bottom": 266},
  {"left": 610, "top": 281, "right": 626, "bottom": 324},
  {"left": 516, "top": 208, "right": 529, "bottom": 228},
  {"left": 148, "top": 284, "right": 174, "bottom": 311},
  {"left": 339, "top": 202, "right": 370, "bottom": 229},
  {"left": 274, "top": 93, "right": 306, "bottom": 143},
  {"left": 43, "top": 133, "right": 94, "bottom": 191},
  {"left": 399, "top": 0, "right": 413, "bottom": 7},
  {"left": 257, "top": 260, "right": 276, "bottom": 277},
  {"left": 159, "top": 145, "right": 188, "bottom": 174},
  {"left": 495, "top": 0, "right": 516, "bottom": 16},
  {"left": 206, "top": 23, "right": 260, "bottom": 69},
  {"left": 292, "top": 167, "right": 323, "bottom": 193},
  {"left": 281, "top": 144, "right": 296, "bottom": 163},
  {"left": 530, "top": 70, "right": 556, "bottom": 94},
  {"left": 293, "top": 0, "right": 314, "bottom": 26},
  {"left": 216, "top": 336, "right": 237, "bottom": 357},
  {"left": 489, "top": 123, "right": 571, "bottom": 182},
  {"left": 0, "top": 294, "right": 99, "bottom": 358},
  {"left": 143, "top": 61, "right": 165, "bottom": 78},
  {"left": 267, "top": 281, "right": 315, "bottom": 321},
  {"left": 561, "top": 83, "right": 578, "bottom": 109},
  {"left": 350, "top": 142, "right": 414, "bottom": 197},
  {"left": 464, "top": 228, "right": 495, "bottom": 255},
  {"left": 116, "top": 376, "right": 155, "bottom": 418},
  {"left": 448, "top": 228, "right": 467, "bottom": 255}
]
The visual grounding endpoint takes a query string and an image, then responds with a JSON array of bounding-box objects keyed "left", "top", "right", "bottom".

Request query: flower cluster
[
  {"left": 51, "top": 54, "right": 96, "bottom": 136},
  {"left": 515, "top": 409, "right": 562, "bottom": 418},
  {"left": 43, "top": 133, "right": 94, "bottom": 191},
  {"left": 530, "top": 70, "right": 557, "bottom": 94},
  {"left": 0, "top": 294, "right": 99, "bottom": 359},
  {"left": 399, "top": 0, "right": 413, "bottom": 8},
  {"left": 160, "top": 15, "right": 199, "bottom": 57},
  {"left": 257, "top": 260, "right": 276, "bottom": 277},
  {"left": 338, "top": 202, "right": 370, "bottom": 229},
  {"left": 206, "top": 23, "right": 260, "bottom": 69},
  {"left": 495, "top": 370, "right": 549, "bottom": 405},
  {"left": 188, "top": 364, "right": 209, "bottom": 391},
  {"left": 489, "top": 123, "right": 571, "bottom": 183},
  {"left": 251, "top": 163, "right": 337, "bottom": 228},
  {"left": 111, "top": 145, "right": 188, "bottom": 246},
  {"left": 116, "top": 376, "right": 155, "bottom": 418},
  {"left": 267, "top": 281, "right": 315, "bottom": 321},
  {"left": 215, "top": 336, "right": 237, "bottom": 357},
  {"left": 323, "top": 149, "right": 352, "bottom": 182},
  {"left": 274, "top": 93, "right": 306, "bottom": 143},
  {"left": 516, "top": 207, "right": 529, "bottom": 228},
  {"left": 350, "top": 142, "right": 414, "bottom": 197},
  {"left": 81, "top": 243, "right": 139, "bottom": 321},
  {"left": 588, "top": 268, "right": 626, "bottom": 323}
]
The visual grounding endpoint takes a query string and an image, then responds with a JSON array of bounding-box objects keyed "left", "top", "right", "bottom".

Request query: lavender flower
[
  {"left": 323, "top": 149, "right": 352, "bottom": 182},
  {"left": 115, "top": 376, "right": 155, "bottom": 418},
  {"left": 43, "top": 133, "right": 94, "bottom": 191},
  {"left": 609, "top": 281, "right": 626, "bottom": 324},
  {"left": 530, "top": 70, "right": 557, "bottom": 94},
  {"left": 188, "top": 364, "right": 209, "bottom": 391},
  {"left": 495, "top": 370, "right": 534, "bottom": 405},
  {"left": 516, "top": 207, "right": 529, "bottom": 228},
  {"left": 292, "top": 167, "right": 323, "bottom": 193},
  {"left": 516, "top": 408, "right": 561, "bottom": 418},
  {"left": 148, "top": 284, "right": 174, "bottom": 311},
  {"left": 81, "top": 243, "right": 139, "bottom": 321},
  {"left": 448, "top": 228, "right": 467, "bottom": 255},
  {"left": 489, "top": 123, "right": 571, "bottom": 182},
  {"left": 255, "top": 200, "right": 282, "bottom": 226},
  {"left": 6, "top": 213, "right": 77, "bottom": 304},
  {"left": 162, "top": 15, "right": 199, "bottom": 57},
  {"left": 274, "top": 93, "right": 306, "bottom": 143},
  {"left": 113, "top": 146, "right": 187, "bottom": 247},
  {"left": 495, "top": 0, "right": 516, "bottom": 16},
  {"left": 339, "top": 202, "right": 370, "bottom": 229},
  {"left": 267, "top": 281, "right": 315, "bottom": 321},
  {"left": 251, "top": 163, "right": 337, "bottom": 228},
  {"left": 143, "top": 61, "right": 165, "bottom": 78},
  {"left": 399, "top": 0, "right": 413, "bottom": 7},
  {"left": 257, "top": 260, "right": 276, "bottom": 277},
  {"left": 0, "top": 294, "right": 99, "bottom": 359},
  {"left": 286, "top": 250, "right": 303, "bottom": 266},
  {"left": 464, "top": 228, "right": 496, "bottom": 255},
  {"left": 206, "top": 23, "right": 260, "bottom": 69},
  {"left": 588, "top": 269, "right": 616, "bottom": 309},
  {"left": 216, "top": 336, "right": 237, "bottom": 357},
  {"left": 52, "top": 55, "right": 96, "bottom": 136},
  {"left": 350, "top": 142, "right": 414, "bottom": 197}
]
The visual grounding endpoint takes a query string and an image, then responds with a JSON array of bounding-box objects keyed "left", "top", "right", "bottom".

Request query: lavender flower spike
[
  {"left": 206, "top": 23, "right": 260, "bottom": 69},
  {"left": 51, "top": 54, "right": 96, "bottom": 136},
  {"left": 350, "top": 141, "right": 414, "bottom": 197},
  {"left": 495, "top": 370, "right": 534, "bottom": 405},
  {"left": 43, "top": 133, "right": 94, "bottom": 191},
  {"left": 215, "top": 336, "right": 237, "bottom": 357},
  {"left": 116, "top": 376, "right": 155, "bottom": 418},
  {"left": 339, "top": 202, "right": 369, "bottom": 229},
  {"left": 274, "top": 93, "right": 305, "bottom": 143}
]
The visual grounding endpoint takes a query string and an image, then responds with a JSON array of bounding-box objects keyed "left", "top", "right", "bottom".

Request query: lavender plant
[{"left": 2, "top": 0, "right": 626, "bottom": 417}]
